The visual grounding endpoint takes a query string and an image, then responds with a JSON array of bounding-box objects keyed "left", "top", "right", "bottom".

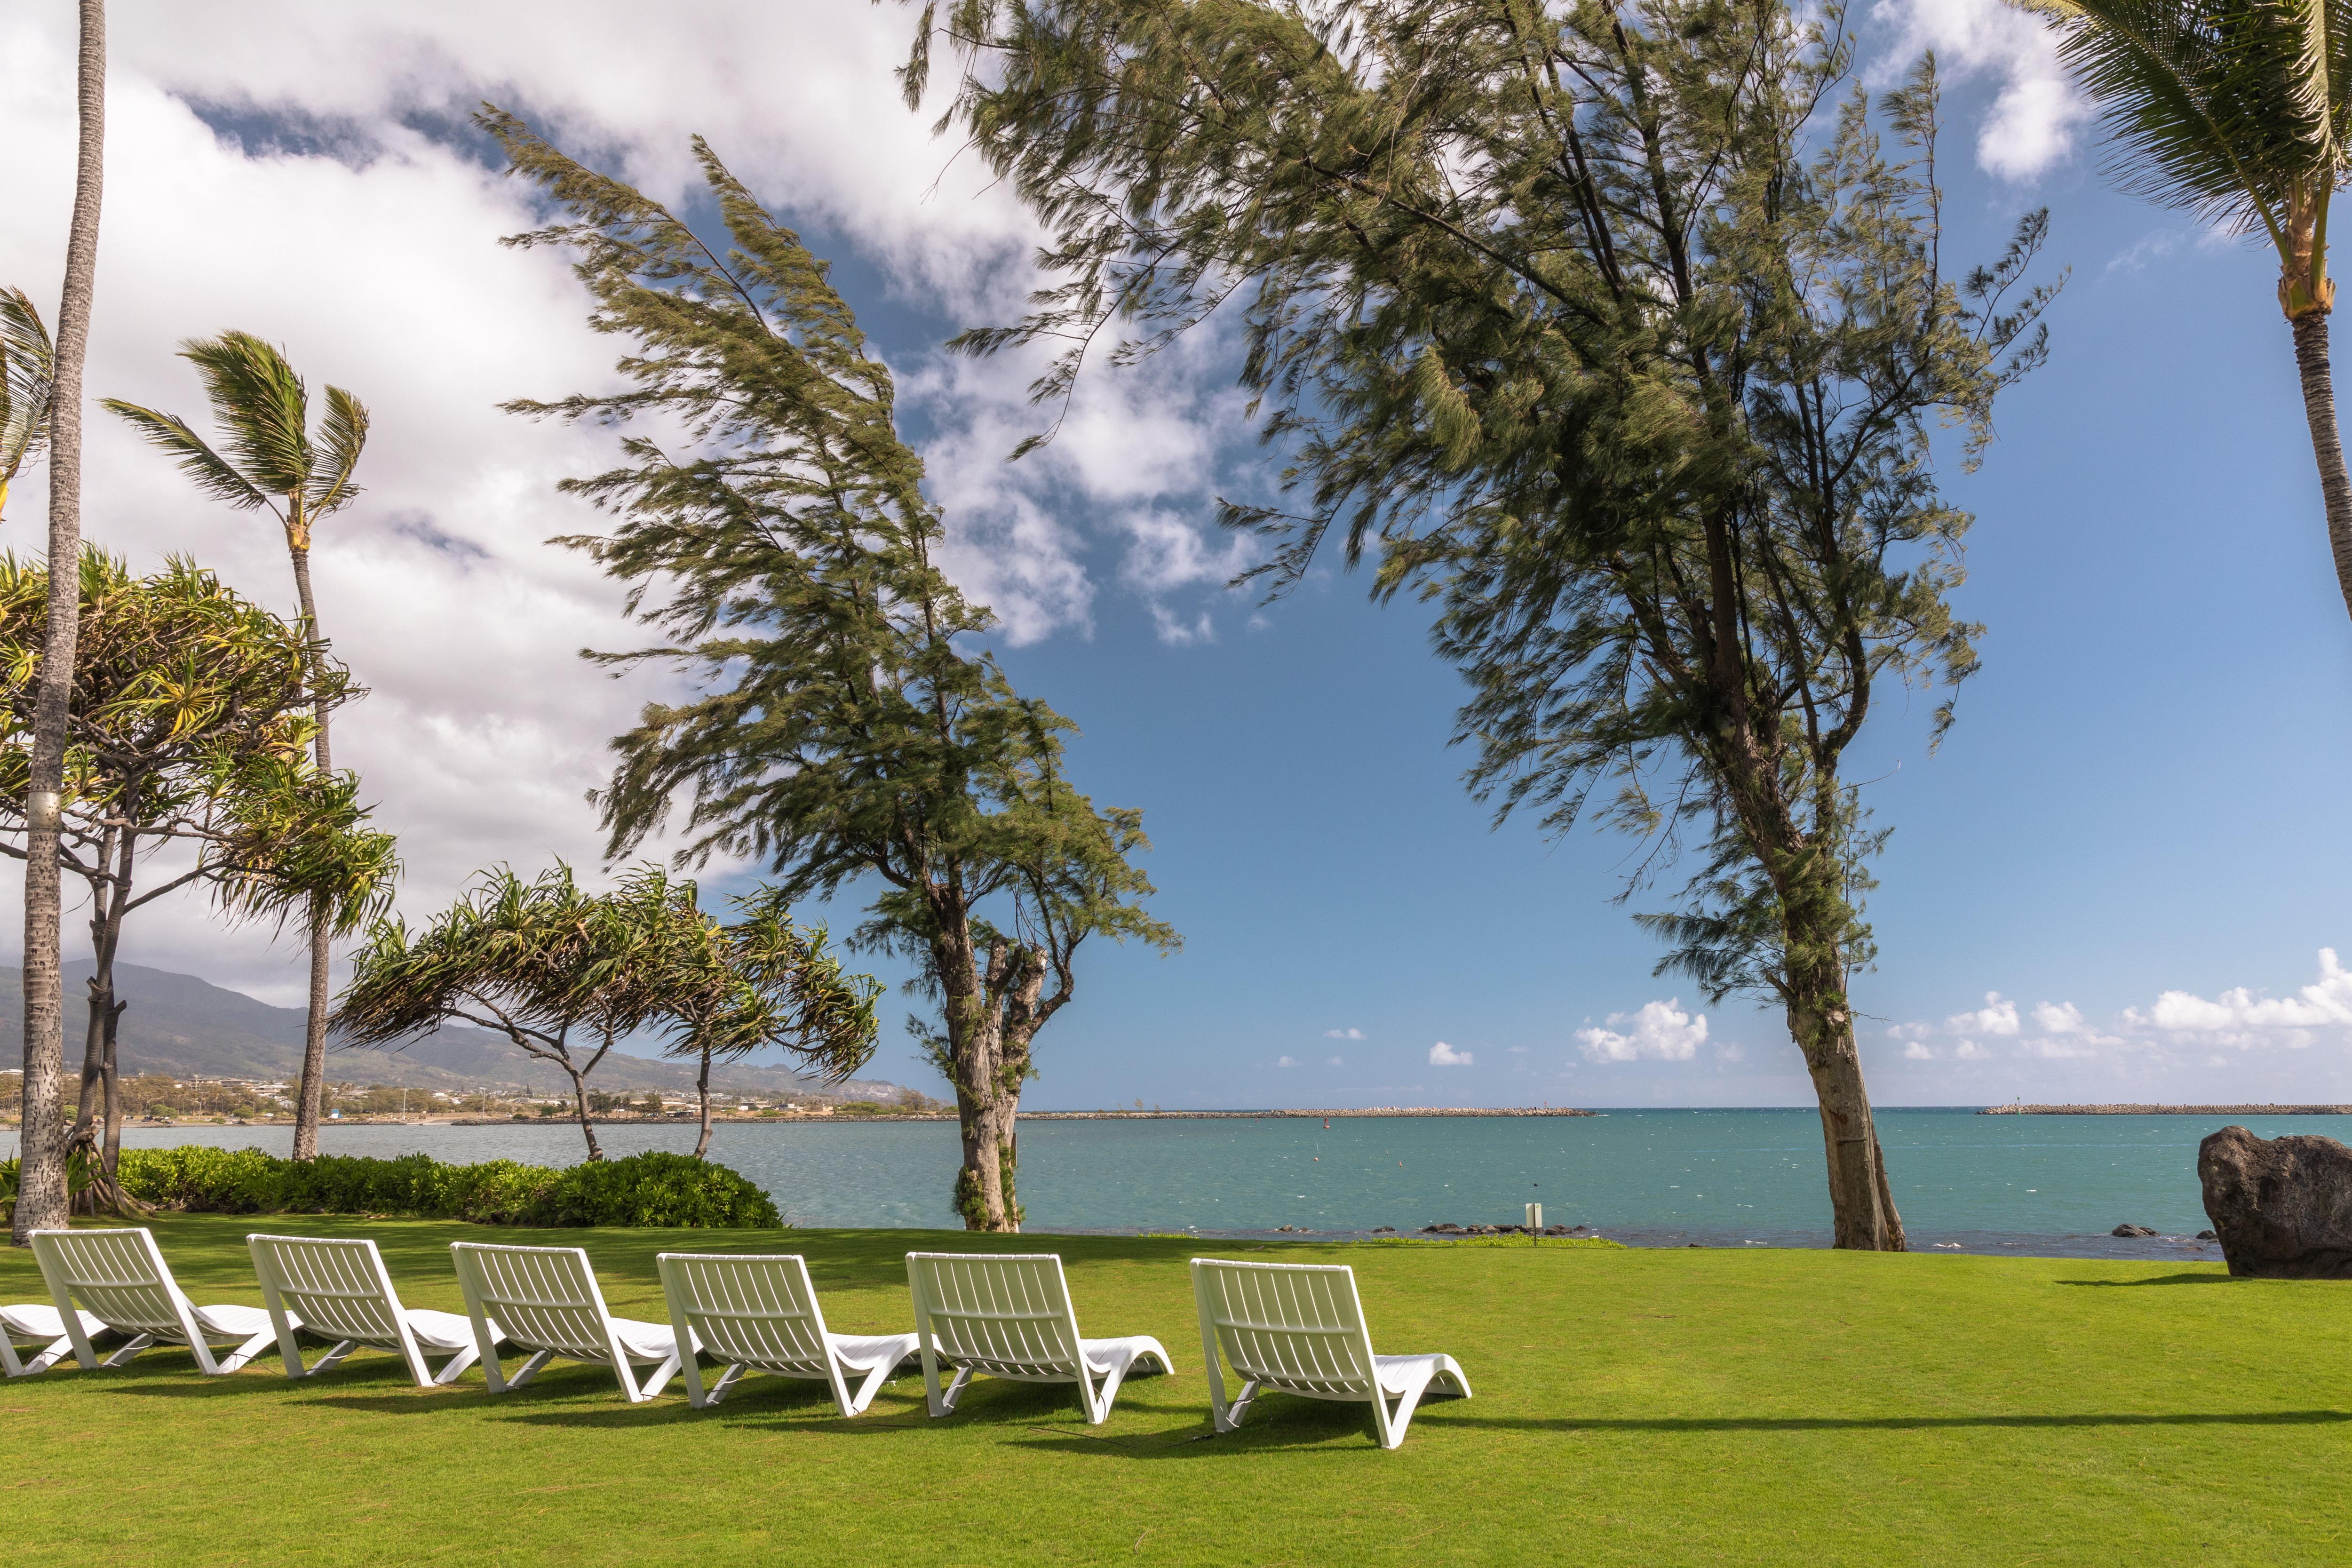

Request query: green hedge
[{"left": 111, "top": 1147, "right": 782, "bottom": 1229}]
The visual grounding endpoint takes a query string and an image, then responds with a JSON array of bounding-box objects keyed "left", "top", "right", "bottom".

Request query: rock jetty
[
  {"left": 2198, "top": 1124, "right": 2352, "bottom": 1279},
  {"left": 1979, "top": 1103, "right": 2352, "bottom": 1116}
]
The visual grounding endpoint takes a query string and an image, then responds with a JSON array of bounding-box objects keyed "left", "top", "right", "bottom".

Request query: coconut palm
[
  {"left": 2024, "top": 0, "right": 2352, "bottom": 617},
  {"left": 0, "top": 287, "right": 55, "bottom": 522},
  {"left": 18, "top": 0, "right": 109, "bottom": 1248},
  {"left": 104, "top": 334, "right": 368, "bottom": 1161}
]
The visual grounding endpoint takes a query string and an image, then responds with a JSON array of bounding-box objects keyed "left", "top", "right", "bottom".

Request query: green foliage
[
  {"left": 103, "top": 331, "right": 369, "bottom": 554},
  {"left": 110, "top": 1147, "right": 780, "bottom": 1228},
  {"left": 0, "top": 550, "right": 397, "bottom": 931},
  {"left": 0, "top": 284, "right": 54, "bottom": 518}
]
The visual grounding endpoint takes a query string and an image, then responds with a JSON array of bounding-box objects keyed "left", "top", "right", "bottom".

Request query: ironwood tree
[
  {"left": 480, "top": 110, "right": 1177, "bottom": 1232},
  {"left": 0, "top": 551, "right": 397, "bottom": 1199},
  {"left": 107, "top": 333, "right": 369, "bottom": 1162},
  {"left": 914, "top": 0, "right": 2056, "bottom": 1247}
]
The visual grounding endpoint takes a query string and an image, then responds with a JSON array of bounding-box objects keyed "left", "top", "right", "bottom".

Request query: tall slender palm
[
  {"left": 16, "top": 0, "right": 107, "bottom": 1247},
  {"left": 105, "top": 334, "right": 367, "bottom": 1161},
  {"left": 2025, "top": 0, "right": 2352, "bottom": 617},
  {"left": 0, "top": 287, "right": 56, "bottom": 522}
]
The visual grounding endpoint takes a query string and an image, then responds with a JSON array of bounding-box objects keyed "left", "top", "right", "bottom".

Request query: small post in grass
[{"left": 1526, "top": 1201, "right": 1542, "bottom": 1247}]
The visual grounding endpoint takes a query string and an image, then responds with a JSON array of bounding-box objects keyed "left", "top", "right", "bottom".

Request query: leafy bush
[{"left": 112, "top": 1147, "right": 780, "bottom": 1228}]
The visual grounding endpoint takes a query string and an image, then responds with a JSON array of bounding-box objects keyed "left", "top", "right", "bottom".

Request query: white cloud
[
  {"left": 1576, "top": 999, "right": 1708, "bottom": 1063},
  {"left": 1324, "top": 1027, "right": 1365, "bottom": 1041},
  {"left": 1428, "top": 1041, "right": 1474, "bottom": 1067},
  {"left": 1873, "top": 0, "right": 2090, "bottom": 180},
  {"left": 1275, "top": 1055, "right": 1300, "bottom": 1068},
  {"left": 1947, "top": 993, "right": 2020, "bottom": 1037},
  {"left": 1326, "top": 1056, "right": 1344, "bottom": 1067},
  {"left": 1955, "top": 1040, "right": 1991, "bottom": 1061},
  {"left": 1904, "top": 1042, "right": 1934, "bottom": 1061},
  {"left": 2031, "top": 1001, "right": 2090, "bottom": 1035}
]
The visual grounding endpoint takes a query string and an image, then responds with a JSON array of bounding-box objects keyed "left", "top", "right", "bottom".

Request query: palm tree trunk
[
  {"left": 15, "top": 0, "right": 106, "bottom": 1247},
  {"left": 2289, "top": 312, "right": 2352, "bottom": 621},
  {"left": 287, "top": 541, "right": 333, "bottom": 1161}
]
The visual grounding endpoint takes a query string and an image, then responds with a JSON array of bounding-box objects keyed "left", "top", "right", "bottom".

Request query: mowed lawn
[{"left": 0, "top": 1218, "right": 2344, "bottom": 1566}]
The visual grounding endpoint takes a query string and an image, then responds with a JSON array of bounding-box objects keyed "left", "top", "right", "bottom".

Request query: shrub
[{"left": 111, "top": 1147, "right": 779, "bottom": 1228}]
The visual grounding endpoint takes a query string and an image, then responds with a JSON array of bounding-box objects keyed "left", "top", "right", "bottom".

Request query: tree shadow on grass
[{"left": 2054, "top": 1274, "right": 2240, "bottom": 1288}]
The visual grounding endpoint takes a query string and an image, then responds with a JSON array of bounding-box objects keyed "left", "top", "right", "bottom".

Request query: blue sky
[{"left": 3, "top": 1, "right": 2350, "bottom": 1110}]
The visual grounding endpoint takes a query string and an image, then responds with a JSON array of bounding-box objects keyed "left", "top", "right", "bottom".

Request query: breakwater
[{"left": 1979, "top": 1103, "right": 2352, "bottom": 1115}]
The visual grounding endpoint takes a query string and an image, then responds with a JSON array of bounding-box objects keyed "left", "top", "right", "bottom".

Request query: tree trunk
[
  {"left": 288, "top": 543, "right": 334, "bottom": 1162},
  {"left": 691, "top": 1046, "right": 714, "bottom": 1160},
  {"left": 15, "top": 0, "right": 105, "bottom": 1246},
  {"left": 2289, "top": 312, "right": 2352, "bottom": 624},
  {"left": 564, "top": 1064, "right": 604, "bottom": 1162},
  {"left": 1788, "top": 967, "right": 1904, "bottom": 1251}
]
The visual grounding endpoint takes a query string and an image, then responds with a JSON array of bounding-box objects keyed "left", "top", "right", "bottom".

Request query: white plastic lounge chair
[
  {"left": 658, "top": 1251, "right": 918, "bottom": 1415},
  {"left": 1190, "top": 1257, "right": 1471, "bottom": 1449},
  {"left": 249, "top": 1234, "right": 502, "bottom": 1387},
  {"left": 451, "top": 1241, "right": 689, "bottom": 1403},
  {"left": 905, "top": 1251, "right": 1172, "bottom": 1425},
  {"left": 0, "top": 1302, "right": 104, "bottom": 1377},
  {"left": 28, "top": 1227, "right": 286, "bottom": 1376}
]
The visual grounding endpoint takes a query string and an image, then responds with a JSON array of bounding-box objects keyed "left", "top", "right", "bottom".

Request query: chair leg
[
  {"left": 0, "top": 1337, "right": 26, "bottom": 1378},
  {"left": 1216, "top": 1379, "right": 1261, "bottom": 1433},
  {"left": 430, "top": 1344, "right": 481, "bottom": 1386},
  {"left": 844, "top": 1357, "right": 895, "bottom": 1416},
  {"left": 100, "top": 1333, "right": 156, "bottom": 1369},
  {"left": 932, "top": 1364, "right": 974, "bottom": 1417},
  {"left": 636, "top": 1353, "right": 682, "bottom": 1401},
  {"left": 212, "top": 1328, "right": 279, "bottom": 1376},
  {"left": 304, "top": 1341, "right": 358, "bottom": 1378},
  {"left": 1378, "top": 1369, "right": 1437, "bottom": 1450},
  {"left": 703, "top": 1364, "right": 748, "bottom": 1409},
  {"left": 501, "top": 1349, "right": 556, "bottom": 1391}
]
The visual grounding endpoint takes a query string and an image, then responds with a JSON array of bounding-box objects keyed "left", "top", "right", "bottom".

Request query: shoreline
[{"left": 1978, "top": 1103, "right": 2352, "bottom": 1116}]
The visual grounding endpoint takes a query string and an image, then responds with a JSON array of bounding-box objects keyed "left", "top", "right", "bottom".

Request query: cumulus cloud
[
  {"left": 1428, "top": 1041, "right": 1474, "bottom": 1067},
  {"left": 1955, "top": 1040, "right": 1991, "bottom": 1061},
  {"left": 1948, "top": 993, "right": 2021, "bottom": 1037},
  {"left": 1324, "top": 1027, "right": 1366, "bottom": 1041},
  {"left": 1275, "top": 1056, "right": 1300, "bottom": 1068},
  {"left": 1873, "top": 0, "right": 2090, "bottom": 179},
  {"left": 2125, "top": 948, "right": 2352, "bottom": 1048},
  {"left": 1576, "top": 999, "right": 1708, "bottom": 1063},
  {"left": 1326, "top": 1055, "right": 1344, "bottom": 1067},
  {"left": 1904, "top": 1042, "right": 1934, "bottom": 1061}
]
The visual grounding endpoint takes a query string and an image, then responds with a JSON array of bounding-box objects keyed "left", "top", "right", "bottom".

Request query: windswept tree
[
  {"left": 483, "top": 111, "right": 1178, "bottom": 1232},
  {"left": 0, "top": 551, "right": 397, "bottom": 1198},
  {"left": 335, "top": 865, "right": 636, "bottom": 1162},
  {"left": 106, "top": 333, "right": 370, "bottom": 1162},
  {"left": 915, "top": 1, "right": 2056, "bottom": 1247},
  {"left": 18, "top": 0, "right": 108, "bottom": 1247},
  {"left": 2019, "top": 0, "right": 2352, "bottom": 623},
  {"left": 0, "top": 288, "right": 54, "bottom": 522},
  {"left": 602, "top": 869, "right": 881, "bottom": 1158}
]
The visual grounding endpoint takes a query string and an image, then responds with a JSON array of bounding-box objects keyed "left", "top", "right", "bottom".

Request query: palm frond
[
  {"left": 0, "top": 286, "right": 56, "bottom": 485},
  {"left": 100, "top": 400, "right": 273, "bottom": 511},
  {"left": 311, "top": 385, "right": 369, "bottom": 513},
  {"left": 179, "top": 332, "right": 312, "bottom": 496}
]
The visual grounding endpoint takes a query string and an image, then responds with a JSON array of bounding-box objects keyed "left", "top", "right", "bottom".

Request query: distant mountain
[{"left": 0, "top": 963, "right": 910, "bottom": 1101}]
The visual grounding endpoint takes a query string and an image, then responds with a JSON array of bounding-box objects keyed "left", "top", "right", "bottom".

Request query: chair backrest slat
[
  {"left": 34, "top": 1229, "right": 186, "bottom": 1336},
  {"left": 1192, "top": 1259, "right": 1375, "bottom": 1397},
  {"left": 907, "top": 1253, "right": 1081, "bottom": 1379},
  {"left": 453, "top": 1243, "right": 612, "bottom": 1358},
  {"left": 658, "top": 1253, "right": 829, "bottom": 1373},
  {"left": 249, "top": 1235, "right": 405, "bottom": 1347}
]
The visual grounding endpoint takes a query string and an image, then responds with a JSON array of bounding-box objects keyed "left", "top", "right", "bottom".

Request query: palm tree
[
  {"left": 2025, "top": 0, "right": 2352, "bottom": 617},
  {"left": 0, "top": 287, "right": 55, "bottom": 522},
  {"left": 16, "top": 0, "right": 108, "bottom": 1248},
  {"left": 105, "top": 334, "right": 368, "bottom": 1162}
]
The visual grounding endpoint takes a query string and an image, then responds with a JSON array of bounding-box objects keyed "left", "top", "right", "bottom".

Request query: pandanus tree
[
  {"left": 17, "top": 0, "right": 107, "bottom": 1246},
  {"left": 600, "top": 869, "right": 880, "bottom": 1158},
  {"left": 0, "top": 288, "right": 54, "bottom": 522},
  {"left": 480, "top": 110, "right": 1178, "bottom": 1231},
  {"left": 2021, "top": 0, "right": 2352, "bottom": 618},
  {"left": 0, "top": 551, "right": 397, "bottom": 1202},
  {"left": 105, "top": 333, "right": 369, "bottom": 1160},
  {"left": 914, "top": 0, "right": 2056, "bottom": 1247}
]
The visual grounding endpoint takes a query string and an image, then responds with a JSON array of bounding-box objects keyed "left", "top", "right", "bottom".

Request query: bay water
[{"left": 8, "top": 1106, "right": 2329, "bottom": 1258}]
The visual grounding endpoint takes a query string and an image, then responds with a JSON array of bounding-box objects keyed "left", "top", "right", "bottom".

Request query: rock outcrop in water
[{"left": 2198, "top": 1124, "right": 2352, "bottom": 1279}]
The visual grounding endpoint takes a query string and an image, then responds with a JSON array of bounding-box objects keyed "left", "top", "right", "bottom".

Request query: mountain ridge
[{"left": 0, "top": 963, "right": 910, "bottom": 1101}]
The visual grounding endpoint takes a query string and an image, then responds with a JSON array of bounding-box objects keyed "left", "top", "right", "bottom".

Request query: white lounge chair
[
  {"left": 1, "top": 1302, "right": 105, "bottom": 1377},
  {"left": 249, "top": 1233, "right": 502, "bottom": 1387},
  {"left": 658, "top": 1251, "right": 918, "bottom": 1415},
  {"left": 1190, "top": 1257, "right": 1471, "bottom": 1449},
  {"left": 905, "top": 1251, "right": 1172, "bottom": 1425},
  {"left": 451, "top": 1241, "right": 690, "bottom": 1403},
  {"left": 28, "top": 1227, "right": 286, "bottom": 1376}
]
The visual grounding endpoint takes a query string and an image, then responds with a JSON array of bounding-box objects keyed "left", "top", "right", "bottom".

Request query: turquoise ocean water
[{"left": 9, "top": 1107, "right": 2332, "bottom": 1258}]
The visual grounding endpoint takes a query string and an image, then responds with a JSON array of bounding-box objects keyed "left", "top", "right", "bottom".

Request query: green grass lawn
[{"left": 0, "top": 1217, "right": 2343, "bottom": 1566}]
